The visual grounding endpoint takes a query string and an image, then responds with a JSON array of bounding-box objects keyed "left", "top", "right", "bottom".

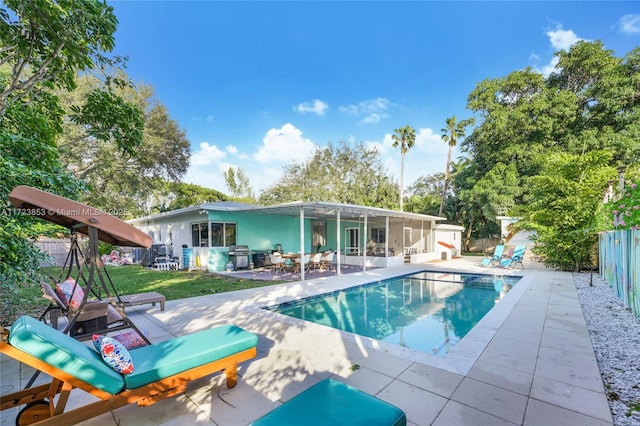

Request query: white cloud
[
  {"left": 339, "top": 97, "right": 391, "bottom": 124},
  {"left": 190, "top": 142, "right": 226, "bottom": 166},
  {"left": 414, "top": 128, "right": 447, "bottom": 154},
  {"left": 535, "top": 24, "right": 585, "bottom": 78},
  {"left": 182, "top": 167, "right": 227, "bottom": 192},
  {"left": 362, "top": 113, "right": 383, "bottom": 124},
  {"left": 183, "top": 126, "right": 317, "bottom": 195},
  {"left": 539, "top": 57, "right": 560, "bottom": 79},
  {"left": 294, "top": 99, "right": 329, "bottom": 116},
  {"left": 546, "top": 26, "right": 582, "bottom": 50},
  {"left": 338, "top": 104, "right": 359, "bottom": 115},
  {"left": 253, "top": 123, "right": 317, "bottom": 164},
  {"left": 616, "top": 14, "right": 640, "bottom": 35},
  {"left": 206, "top": 115, "right": 215, "bottom": 122}
]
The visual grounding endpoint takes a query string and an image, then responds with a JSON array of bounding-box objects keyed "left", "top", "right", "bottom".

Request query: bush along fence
[{"left": 599, "top": 229, "right": 640, "bottom": 316}]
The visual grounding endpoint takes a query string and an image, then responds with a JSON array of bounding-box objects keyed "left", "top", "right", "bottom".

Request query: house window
[
  {"left": 191, "top": 222, "right": 209, "bottom": 247},
  {"left": 371, "top": 227, "right": 385, "bottom": 244},
  {"left": 312, "top": 222, "right": 326, "bottom": 248},
  {"left": 210, "top": 222, "right": 237, "bottom": 247},
  {"left": 225, "top": 223, "right": 237, "bottom": 246}
]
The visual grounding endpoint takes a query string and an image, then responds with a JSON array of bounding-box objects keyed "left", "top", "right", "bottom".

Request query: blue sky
[{"left": 110, "top": 1, "right": 640, "bottom": 195}]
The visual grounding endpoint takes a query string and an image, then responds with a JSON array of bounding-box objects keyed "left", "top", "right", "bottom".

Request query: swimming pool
[{"left": 265, "top": 270, "right": 522, "bottom": 356}]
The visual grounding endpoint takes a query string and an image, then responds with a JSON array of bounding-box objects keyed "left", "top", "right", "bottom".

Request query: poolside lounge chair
[
  {"left": 501, "top": 245, "right": 526, "bottom": 268},
  {"left": 1, "top": 315, "right": 258, "bottom": 425},
  {"left": 480, "top": 244, "right": 505, "bottom": 267},
  {"left": 249, "top": 378, "right": 406, "bottom": 426}
]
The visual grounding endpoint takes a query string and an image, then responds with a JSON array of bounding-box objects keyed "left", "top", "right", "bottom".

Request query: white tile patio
[{"left": 0, "top": 257, "right": 614, "bottom": 425}]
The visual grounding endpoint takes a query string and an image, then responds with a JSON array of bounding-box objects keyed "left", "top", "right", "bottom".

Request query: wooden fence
[
  {"left": 599, "top": 229, "right": 640, "bottom": 315},
  {"left": 34, "top": 238, "right": 72, "bottom": 267}
]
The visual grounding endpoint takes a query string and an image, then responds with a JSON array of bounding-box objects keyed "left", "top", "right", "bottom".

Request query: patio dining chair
[
  {"left": 320, "top": 251, "right": 336, "bottom": 272},
  {"left": 294, "top": 254, "right": 310, "bottom": 273},
  {"left": 308, "top": 252, "right": 323, "bottom": 272},
  {"left": 269, "top": 253, "right": 286, "bottom": 274}
]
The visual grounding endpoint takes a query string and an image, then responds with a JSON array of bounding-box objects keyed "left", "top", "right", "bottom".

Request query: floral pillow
[
  {"left": 112, "top": 330, "right": 149, "bottom": 350},
  {"left": 55, "top": 278, "right": 84, "bottom": 309},
  {"left": 92, "top": 335, "right": 135, "bottom": 374},
  {"left": 54, "top": 281, "right": 71, "bottom": 306}
]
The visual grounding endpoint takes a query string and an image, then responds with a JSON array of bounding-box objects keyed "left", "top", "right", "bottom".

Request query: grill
[{"left": 229, "top": 245, "right": 250, "bottom": 269}]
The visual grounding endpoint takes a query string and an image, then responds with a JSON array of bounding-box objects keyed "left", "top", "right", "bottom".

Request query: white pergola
[{"left": 240, "top": 201, "right": 445, "bottom": 281}]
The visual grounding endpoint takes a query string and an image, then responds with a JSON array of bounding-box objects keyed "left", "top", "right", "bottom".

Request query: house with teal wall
[{"left": 128, "top": 201, "right": 459, "bottom": 276}]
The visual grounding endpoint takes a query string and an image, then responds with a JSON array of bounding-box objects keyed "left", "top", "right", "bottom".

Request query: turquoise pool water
[{"left": 265, "top": 271, "right": 522, "bottom": 356}]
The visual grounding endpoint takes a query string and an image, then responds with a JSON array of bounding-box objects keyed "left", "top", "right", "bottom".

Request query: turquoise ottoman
[{"left": 250, "top": 379, "right": 406, "bottom": 426}]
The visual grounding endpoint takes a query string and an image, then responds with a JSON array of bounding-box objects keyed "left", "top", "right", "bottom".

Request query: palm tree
[
  {"left": 439, "top": 116, "right": 475, "bottom": 216},
  {"left": 391, "top": 125, "right": 416, "bottom": 211}
]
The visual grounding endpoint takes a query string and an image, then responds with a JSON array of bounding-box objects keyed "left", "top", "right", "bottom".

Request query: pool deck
[{"left": 1, "top": 257, "right": 613, "bottom": 425}]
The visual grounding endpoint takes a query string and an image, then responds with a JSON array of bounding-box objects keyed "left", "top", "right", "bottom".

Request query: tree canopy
[
  {"left": 258, "top": 141, "right": 399, "bottom": 208},
  {"left": 450, "top": 40, "right": 639, "bottom": 269},
  {"left": 0, "top": 0, "right": 145, "bottom": 318},
  {"left": 224, "top": 166, "right": 255, "bottom": 202},
  {"left": 57, "top": 74, "right": 191, "bottom": 217}
]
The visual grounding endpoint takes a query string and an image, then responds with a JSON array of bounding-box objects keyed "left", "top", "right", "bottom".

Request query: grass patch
[
  {"left": 98, "top": 266, "right": 282, "bottom": 300},
  {"left": 7, "top": 266, "right": 285, "bottom": 325}
]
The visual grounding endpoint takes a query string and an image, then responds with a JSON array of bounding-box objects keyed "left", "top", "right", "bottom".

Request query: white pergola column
[
  {"left": 385, "top": 215, "right": 390, "bottom": 265},
  {"left": 336, "top": 209, "right": 341, "bottom": 275},
  {"left": 363, "top": 212, "right": 368, "bottom": 272},
  {"left": 300, "top": 207, "right": 305, "bottom": 281}
]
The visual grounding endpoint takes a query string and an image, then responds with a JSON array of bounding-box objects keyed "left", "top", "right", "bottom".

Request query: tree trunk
[
  {"left": 464, "top": 213, "right": 475, "bottom": 252},
  {"left": 399, "top": 153, "right": 404, "bottom": 211},
  {"left": 439, "top": 145, "right": 453, "bottom": 216}
]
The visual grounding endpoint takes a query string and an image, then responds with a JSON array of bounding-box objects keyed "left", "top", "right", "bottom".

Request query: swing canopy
[{"left": 9, "top": 185, "right": 152, "bottom": 248}]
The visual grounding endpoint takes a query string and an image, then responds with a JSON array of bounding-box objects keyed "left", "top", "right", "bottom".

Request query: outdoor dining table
[
  {"left": 280, "top": 253, "right": 300, "bottom": 260},
  {"left": 280, "top": 253, "right": 314, "bottom": 272}
]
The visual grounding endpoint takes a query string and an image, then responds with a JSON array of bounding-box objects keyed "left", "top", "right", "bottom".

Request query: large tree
[
  {"left": 1, "top": 0, "right": 115, "bottom": 115},
  {"left": 404, "top": 172, "right": 444, "bottom": 215},
  {"left": 513, "top": 151, "right": 615, "bottom": 271},
  {"left": 258, "top": 141, "right": 399, "bottom": 209},
  {"left": 0, "top": 0, "right": 144, "bottom": 320},
  {"left": 391, "top": 125, "right": 415, "bottom": 211},
  {"left": 457, "top": 41, "right": 640, "bottom": 268},
  {"left": 224, "top": 166, "right": 255, "bottom": 202},
  {"left": 150, "top": 182, "right": 227, "bottom": 213},
  {"left": 57, "top": 75, "right": 190, "bottom": 217},
  {"left": 439, "top": 115, "right": 474, "bottom": 216}
]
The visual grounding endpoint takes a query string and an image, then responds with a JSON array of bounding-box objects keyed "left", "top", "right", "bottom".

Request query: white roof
[{"left": 129, "top": 200, "right": 446, "bottom": 224}]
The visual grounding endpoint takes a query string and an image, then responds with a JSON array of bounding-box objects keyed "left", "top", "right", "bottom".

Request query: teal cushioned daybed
[
  {"left": 126, "top": 324, "right": 258, "bottom": 389},
  {"left": 2, "top": 315, "right": 259, "bottom": 425},
  {"left": 250, "top": 379, "right": 407, "bottom": 426}
]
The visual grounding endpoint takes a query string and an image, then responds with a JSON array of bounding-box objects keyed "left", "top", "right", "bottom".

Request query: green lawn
[
  {"left": 97, "top": 266, "right": 282, "bottom": 300},
  {"left": 8, "top": 266, "right": 284, "bottom": 325}
]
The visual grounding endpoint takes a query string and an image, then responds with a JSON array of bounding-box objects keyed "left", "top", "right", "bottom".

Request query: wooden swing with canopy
[
  {"left": 0, "top": 186, "right": 261, "bottom": 425},
  {"left": 7, "top": 185, "right": 154, "bottom": 341}
]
